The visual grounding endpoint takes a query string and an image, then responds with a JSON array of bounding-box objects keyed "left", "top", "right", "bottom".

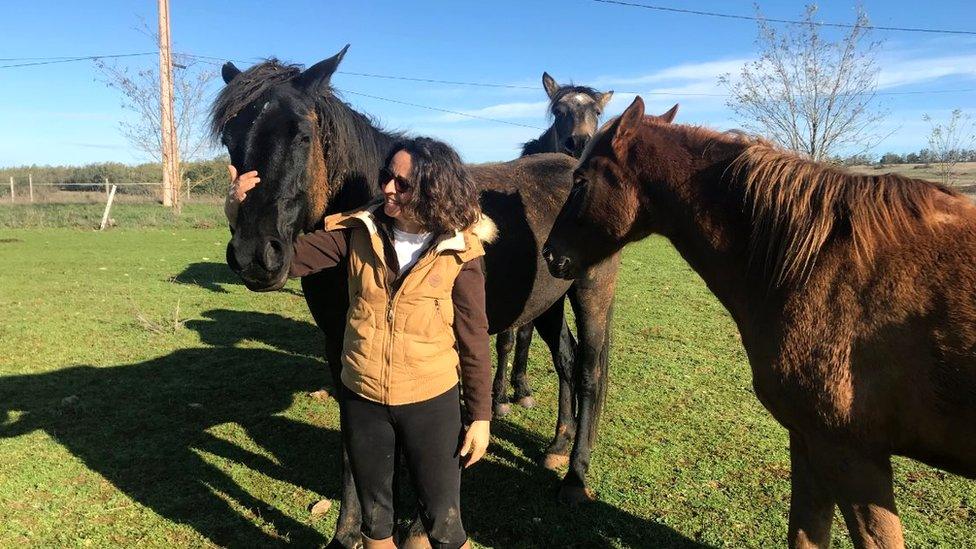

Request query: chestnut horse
[{"left": 544, "top": 96, "right": 976, "bottom": 548}]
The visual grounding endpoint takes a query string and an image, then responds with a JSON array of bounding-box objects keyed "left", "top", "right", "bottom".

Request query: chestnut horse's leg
[
  {"left": 808, "top": 440, "right": 903, "bottom": 549},
  {"left": 558, "top": 253, "right": 620, "bottom": 504},
  {"left": 788, "top": 432, "right": 836, "bottom": 548},
  {"left": 531, "top": 297, "right": 578, "bottom": 470},
  {"left": 492, "top": 329, "right": 515, "bottom": 417},
  {"left": 510, "top": 323, "right": 536, "bottom": 408}
]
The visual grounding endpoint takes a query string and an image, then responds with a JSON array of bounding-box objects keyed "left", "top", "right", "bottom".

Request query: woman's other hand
[
  {"left": 225, "top": 165, "right": 261, "bottom": 227},
  {"left": 228, "top": 165, "right": 260, "bottom": 202},
  {"left": 459, "top": 420, "right": 490, "bottom": 468}
]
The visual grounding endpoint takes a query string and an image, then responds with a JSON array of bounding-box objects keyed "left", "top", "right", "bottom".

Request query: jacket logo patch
[{"left": 428, "top": 273, "right": 443, "bottom": 288}]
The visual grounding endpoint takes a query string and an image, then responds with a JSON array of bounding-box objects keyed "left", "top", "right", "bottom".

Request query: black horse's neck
[{"left": 314, "top": 93, "right": 402, "bottom": 219}]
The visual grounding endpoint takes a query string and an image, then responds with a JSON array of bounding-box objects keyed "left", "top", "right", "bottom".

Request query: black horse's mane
[{"left": 210, "top": 59, "right": 302, "bottom": 139}]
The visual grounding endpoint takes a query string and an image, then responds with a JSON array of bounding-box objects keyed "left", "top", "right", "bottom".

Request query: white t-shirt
[{"left": 392, "top": 227, "right": 434, "bottom": 275}]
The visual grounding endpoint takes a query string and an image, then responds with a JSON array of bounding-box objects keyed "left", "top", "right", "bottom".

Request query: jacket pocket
[{"left": 435, "top": 298, "right": 454, "bottom": 328}]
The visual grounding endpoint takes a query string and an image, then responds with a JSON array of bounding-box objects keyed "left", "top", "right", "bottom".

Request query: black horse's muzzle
[{"left": 226, "top": 236, "right": 290, "bottom": 292}]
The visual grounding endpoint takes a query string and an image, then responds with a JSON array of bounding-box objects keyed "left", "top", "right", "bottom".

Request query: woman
[{"left": 226, "top": 137, "right": 492, "bottom": 549}]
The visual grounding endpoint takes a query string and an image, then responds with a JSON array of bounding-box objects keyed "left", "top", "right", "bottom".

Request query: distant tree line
[
  {"left": 0, "top": 156, "right": 230, "bottom": 196},
  {"left": 836, "top": 148, "right": 976, "bottom": 166}
]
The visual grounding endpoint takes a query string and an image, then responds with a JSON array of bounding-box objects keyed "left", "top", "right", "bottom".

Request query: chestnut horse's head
[{"left": 543, "top": 96, "right": 678, "bottom": 279}]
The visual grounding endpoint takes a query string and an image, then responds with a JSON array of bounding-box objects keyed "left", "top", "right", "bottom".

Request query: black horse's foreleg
[
  {"left": 559, "top": 254, "right": 619, "bottom": 505},
  {"left": 492, "top": 329, "right": 516, "bottom": 417},
  {"left": 509, "top": 323, "right": 536, "bottom": 408},
  {"left": 302, "top": 273, "right": 363, "bottom": 549},
  {"left": 533, "top": 296, "right": 578, "bottom": 470}
]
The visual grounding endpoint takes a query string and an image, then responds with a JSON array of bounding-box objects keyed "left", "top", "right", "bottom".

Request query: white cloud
[
  {"left": 434, "top": 100, "right": 549, "bottom": 123},
  {"left": 591, "top": 58, "right": 751, "bottom": 89},
  {"left": 877, "top": 54, "right": 976, "bottom": 89}
]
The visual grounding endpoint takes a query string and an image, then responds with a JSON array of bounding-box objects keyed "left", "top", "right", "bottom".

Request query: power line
[
  {"left": 0, "top": 52, "right": 156, "bottom": 69},
  {"left": 590, "top": 0, "right": 976, "bottom": 36},
  {"left": 335, "top": 88, "right": 546, "bottom": 130}
]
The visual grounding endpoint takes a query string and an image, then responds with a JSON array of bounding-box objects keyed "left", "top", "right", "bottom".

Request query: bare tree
[
  {"left": 719, "top": 4, "right": 886, "bottom": 161},
  {"left": 94, "top": 50, "right": 216, "bottom": 208},
  {"left": 923, "top": 109, "right": 975, "bottom": 187}
]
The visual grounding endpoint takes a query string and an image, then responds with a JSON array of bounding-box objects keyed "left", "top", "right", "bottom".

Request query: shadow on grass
[
  {"left": 0, "top": 311, "right": 335, "bottom": 547},
  {"left": 0, "top": 308, "right": 710, "bottom": 548},
  {"left": 173, "top": 261, "right": 304, "bottom": 298}
]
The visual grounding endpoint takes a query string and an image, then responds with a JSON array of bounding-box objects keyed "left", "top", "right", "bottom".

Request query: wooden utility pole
[{"left": 158, "top": 0, "right": 181, "bottom": 211}]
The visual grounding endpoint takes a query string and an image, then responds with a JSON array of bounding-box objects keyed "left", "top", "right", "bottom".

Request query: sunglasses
[{"left": 378, "top": 167, "right": 413, "bottom": 193}]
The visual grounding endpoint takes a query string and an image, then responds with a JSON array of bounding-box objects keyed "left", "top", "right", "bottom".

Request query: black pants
[{"left": 341, "top": 384, "right": 467, "bottom": 549}]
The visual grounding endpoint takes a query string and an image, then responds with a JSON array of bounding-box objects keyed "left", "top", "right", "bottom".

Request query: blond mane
[{"left": 728, "top": 142, "right": 956, "bottom": 287}]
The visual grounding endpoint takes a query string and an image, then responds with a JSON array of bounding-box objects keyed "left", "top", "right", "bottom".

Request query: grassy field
[
  {"left": 848, "top": 161, "right": 976, "bottom": 190},
  {"left": 1, "top": 220, "right": 974, "bottom": 547}
]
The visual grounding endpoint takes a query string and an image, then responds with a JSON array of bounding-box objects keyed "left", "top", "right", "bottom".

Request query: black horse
[
  {"left": 493, "top": 72, "right": 613, "bottom": 418},
  {"left": 214, "top": 47, "right": 617, "bottom": 546}
]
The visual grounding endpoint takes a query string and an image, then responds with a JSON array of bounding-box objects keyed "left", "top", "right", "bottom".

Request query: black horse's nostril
[
  {"left": 553, "top": 256, "right": 569, "bottom": 272},
  {"left": 226, "top": 241, "right": 243, "bottom": 272},
  {"left": 259, "top": 237, "right": 285, "bottom": 271}
]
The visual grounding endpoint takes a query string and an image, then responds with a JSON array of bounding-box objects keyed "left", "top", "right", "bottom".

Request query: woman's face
[{"left": 380, "top": 150, "right": 415, "bottom": 221}]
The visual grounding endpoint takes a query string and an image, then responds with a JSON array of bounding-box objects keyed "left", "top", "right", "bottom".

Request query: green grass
[{"left": 0, "top": 227, "right": 973, "bottom": 547}]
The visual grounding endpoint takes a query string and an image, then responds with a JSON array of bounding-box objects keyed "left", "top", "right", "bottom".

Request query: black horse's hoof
[
  {"left": 558, "top": 484, "right": 595, "bottom": 506},
  {"left": 494, "top": 402, "right": 512, "bottom": 417},
  {"left": 326, "top": 535, "right": 363, "bottom": 549},
  {"left": 517, "top": 395, "right": 536, "bottom": 409}
]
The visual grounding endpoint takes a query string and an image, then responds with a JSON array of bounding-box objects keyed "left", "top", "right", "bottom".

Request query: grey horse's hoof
[
  {"left": 517, "top": 395, "right": 536, "bottom": 409},
  {"left": 494, "top": 402, "right": 512, "bottom": 417}
]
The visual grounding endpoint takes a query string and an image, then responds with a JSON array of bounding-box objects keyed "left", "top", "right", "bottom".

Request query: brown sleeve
[
  {"left": 452, "top": 257, "right": 492, "bottom": 421},
  {"left": 289, "top": 228, "right": 350, "bottom": 278}
]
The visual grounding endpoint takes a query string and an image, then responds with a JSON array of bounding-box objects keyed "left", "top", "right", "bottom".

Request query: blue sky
[{"left": 1, "top": 0, "right": 974, "bottom": 167}]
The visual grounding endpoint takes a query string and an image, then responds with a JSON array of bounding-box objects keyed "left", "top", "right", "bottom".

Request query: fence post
[
  {"left": 8, "top": 176, "right": 13, "bottom": 203},
  {"left": 29, "top": 173, "right": 34, "bottom": 202},
  {"left": 104, "top": 177, "right": 110, "bottom": 199},
  {"left": 100, "top": 185, "right": 118, "bottom": 231}
]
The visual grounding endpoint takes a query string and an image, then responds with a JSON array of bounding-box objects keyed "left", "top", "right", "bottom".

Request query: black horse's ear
[
  {"left": 542, "top": 72, "right": 560, "bottom": 99},
  {"left": 222, "top": 62, "right": 242, "bottom": 84},
  {"left": 298, "top": 44, "right": 350, "bottom": 94}
]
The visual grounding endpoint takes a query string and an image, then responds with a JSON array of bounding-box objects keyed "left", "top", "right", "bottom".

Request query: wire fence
[{"left": 0, "top": 179, "right": 226, "bottom": 205}]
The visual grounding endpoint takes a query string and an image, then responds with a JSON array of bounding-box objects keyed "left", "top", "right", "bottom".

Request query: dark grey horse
[{"left": 493, "top": 72, "right": 612, "bottom": 418}]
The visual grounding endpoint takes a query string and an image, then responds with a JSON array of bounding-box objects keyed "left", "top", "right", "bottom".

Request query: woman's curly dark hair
[{"left": 382, "top": 137, "right": 480, "bottom": 233}]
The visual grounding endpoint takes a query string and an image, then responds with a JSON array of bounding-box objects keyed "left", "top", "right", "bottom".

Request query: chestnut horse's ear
[
  {"left": 542, "top": 72, "right": 560, "bottom": 99},
  {"left": 596, "top": 90, "right": 614, "bottom": 110},
  {"left": 298, "top": 44, "right": 350, "bottom": 94},
  {"left": 222, "top": 62, "right": 242, "bottom": 84},
  {"left": 610, "top": 96, "right": 645, "bottom": 145},
  {"left": 658, "top": 104, "right": 679, "bottom": 123}
]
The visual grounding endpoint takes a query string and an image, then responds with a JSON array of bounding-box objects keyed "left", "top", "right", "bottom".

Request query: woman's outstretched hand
[
  {"left": 228, "top": 165, "right": 260, "bottom": 202},
  {"left": 459, "top": 420, "right": 490, "bottom": 468},
  {"left": 224, "top": 165, "right": 261, "bottom": 227}
]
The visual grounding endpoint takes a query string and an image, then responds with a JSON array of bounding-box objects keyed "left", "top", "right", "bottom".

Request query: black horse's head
[
  {"left": 212, "top": 45, "right": 376, "bottom": 291},
  {"left": 542, "top": 72, "right": 613, "bottom": 157}
]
